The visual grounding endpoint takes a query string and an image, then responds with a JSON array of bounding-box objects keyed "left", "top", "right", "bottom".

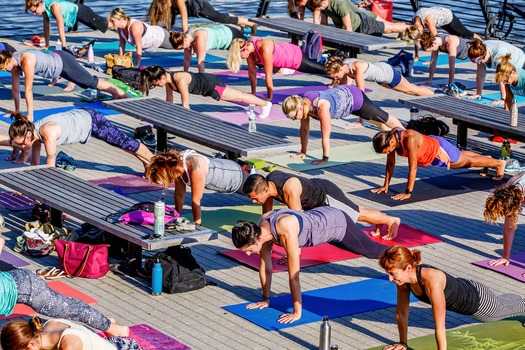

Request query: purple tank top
[
  {"left": 303, "top": 85, "right": 364, "bottom": 119},
  {"left": 250, "top": 39, "right": 302, "bottom": 70},
  {"left": 260, "top": 207, "right": 347, "bottom": 247}
]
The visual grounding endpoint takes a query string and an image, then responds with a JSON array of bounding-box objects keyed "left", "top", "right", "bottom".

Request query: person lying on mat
[
  {"left": 413, "top": 31, "right": 473, "bottom": 86},
  {"left": 467, "top": 40, "right": 525, "bottom": 105},
  {"left": 139, "top": 65, "right": 272, "bottom": 116},
  {"left": 2, "top": 110, "right": 152, "bottom": 170},
  {"left": 324, "top": 56, "right": 433, "bottom": 126},
  {"left": 169, "top": 25, "right": 246, "bottom": 73},
  {"left": 0, "top": 316, "right": 139, "bottom": 350},
  {"left": 494, "top": 54, "right": 525, "bottom": 111},
  {"left": 25, "top": 0, "right": 108, "bottom": 48},
  {"left": 244, "top": 171, "right": 400, "bottom": 240},
  {"left": 484, "top": 171, "right": 525, "bottom": 269},
  {"left": 227, "top": 38, "right": 325, "bottom": 101},
  {"left": 145, "top": 149, "right": 249, "bottom": 225},
  {"left": 281, "top": 85, "right": 404, "bottom": 165},
  {"left": 108, "top": 8, "right": 177, "bottom": 68},
  {"left": 371, "top": 128, "right": 506, "bottom": 201},
  {"left": 0, "top": 49, "right": 129, "bottom": 122},
  {"left": 379, "top": 245, "right": 525, "bottom": 350},
  {"left": 231, "top": 206, "right": 390, "bottom": 324}
]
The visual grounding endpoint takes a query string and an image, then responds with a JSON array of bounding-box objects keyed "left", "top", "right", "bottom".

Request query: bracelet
[
  {"left": 397, "top": 342, "right": 408, "bottom": 349},
  {"left": 322, "top": 156, "right": 329, "bottom": 161},
  {"left": 262, "top": 295, "right": 270, "bottom": 301},
  {"left": 404, "top": 189, "right": 412, "bottom": 195}
]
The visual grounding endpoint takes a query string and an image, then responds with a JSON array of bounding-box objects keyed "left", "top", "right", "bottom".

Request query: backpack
[
  {"left": 406, "top": 115, "right": 450, "bottom": 137},
  {"left": 300, "top": 30, "right": 323, "bottom": 63},
  {"left": 387, "top": 50, "right": 413, "bottom": 77},
  {"left": 112, "top": 65, "right": 149, "bottom": 91},
  {"left": 143, "top": 246, "right": 208, "bottom": 293}
]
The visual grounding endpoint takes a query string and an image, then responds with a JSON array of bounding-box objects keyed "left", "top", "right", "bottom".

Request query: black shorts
[{"left": 356, "top": 11, "right": 384, "bottom": 37}]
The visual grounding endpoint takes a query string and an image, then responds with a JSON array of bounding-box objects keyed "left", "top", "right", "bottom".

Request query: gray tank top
[
  {"left": 343, "top": 58, "right": 394, "bottom": 85},
  {"left": 34, "top": 109, "right": 92, "bottom": 146},
  {"left": 261, "top": 207, "right": 347, "bottom": 247},
  {"left": 13, "top": 51, "right": 63, "bottom": 79},
  {"left": 437, "top": 34, "right": 470, "bottom": 60}
]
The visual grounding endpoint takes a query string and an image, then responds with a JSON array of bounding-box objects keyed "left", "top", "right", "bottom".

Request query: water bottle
[
  {"left": 56, "top": 39, "right": 62, "bottom": 51},
  {"left": 250, "top": 165, "right": 257, "bottom": 175},
  {"left": 410, "top": 107, "right": 419, "bottom": 121},
  {"left": 154, "top": 200, "right": 165, "bottom": 238},
  {"left": 89, "top": 89, "right": 98, "bottom": 100},
  {"left": 407, "top": 58, "right": 414, "bottom": 77},
  {"left": 319, "top": 316, "right": 331, "bottom": 350},
  {"left": 510, "top": 99, "right": 518, "bottom": 127},
  {"left": 151, "top": 258, "right": 163, "bottom": 296},
  {"left": 501, "top": 139, "right": 511, "bottom": 159},
  {"left": 248, "top": 112, "right": 257, "bottom": 133},
  {"left": 87, "top": 44, "right": 94, "bottom": 64},
  {"left": 330, "top": 346, "right": 339, "bottom": 350}
]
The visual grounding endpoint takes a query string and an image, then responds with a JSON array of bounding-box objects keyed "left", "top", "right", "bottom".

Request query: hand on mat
[
  {"left": 311, "top": 158, "right": 328, "bottom": 165},
  {"left": 488, "top": 257, "right": 510, "bottom": 267},
  {"left": 246, "top": 300, "right": 270, "bottom": 310},
  {"left": 466, "top": 94, "right": 481, "bottom": 100},
  {"left": 491, "top": 99, "right": 504, "bottom": 106},
  {"left": 371, "top": 186, "right": 388, "bottom": 194},
  {"left": 290, "top": 152, "right": 306, "bottom": 159},
  {"left": 391, "top": 193, "right": 411, "bottom": 201},
  {"left": 383, "top": 343, "right": 408, "bottom": 350},
  {"left": 417, "top": 80, "right": 431, "bottom": 86},
  {"left": 278, "top": 311, "right": 301, "bottom": 324}
]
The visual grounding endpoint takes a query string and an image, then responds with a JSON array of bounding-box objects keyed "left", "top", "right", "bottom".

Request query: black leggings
[
  {"left": 297, "top": 55, "right": 325, "bottom": 75},
  {"left": 331, "top": 214, "right": 389, "bottom": 259},
  {"left": 441, "top": 14, "right": 475, "bottom": 39},
  {"left": 353, "top": 90, "right": 390, "bottom": 124},
  {"left": 199, "top": 0, "right": 238, "bottom": 25},
  {"left": 76, "top": 3, "right": 108, "bottom": 33},
  {"left": 56, "top": 51, "right": 98, "bottom": 89},
  {"left": 227, "top": 25, "right": 247, "bottom": 41}
]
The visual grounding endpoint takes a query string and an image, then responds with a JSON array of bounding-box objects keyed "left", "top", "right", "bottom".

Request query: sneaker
[
  {"left": 142, "top": 132, "right": 157, "bottom": 147},
  {"left": 259, "top": 101, "right": 272, "bottom": 119}
]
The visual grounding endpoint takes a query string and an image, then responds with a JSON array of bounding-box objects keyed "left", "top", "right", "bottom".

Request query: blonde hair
[
  {"left": 25, "top": 0, "right": 41, "bottom": 12},
  {"left": 145, "top": 149, "right": 185, "bottom": 187},
  {"left": 495, "top": 53, "right": 515, "bottom": 83},
  {"left": 108, "top": 8, "right": 130, "bottom": 29},
  {"left": 484, "top": 183, "right": 523, "bottom": 224},
  {"left": 227, "top": 38, "right": 247, "bottom": 73},
  {"left": 1, "top": 316, "right": 44, "bottom": 350},
  {"left": 282, "top": 95, "right": 311, "bottom": 118},
  {"left": 324, "top": 55, "right": 345, "bottom": 76}
]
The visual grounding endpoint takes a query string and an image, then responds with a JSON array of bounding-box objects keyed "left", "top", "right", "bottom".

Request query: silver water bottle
[
  {"left": 510, "top": 99, "right": 518, "bottom": 127},
  {"left": 319, "top": 316, "right": 331, "bottom": 350},
  {"left": 410, "top": 107, "right": 419, "bottom": 121},
  {"left": 154, "top": 200, "right": 165, "bottom": 238}
]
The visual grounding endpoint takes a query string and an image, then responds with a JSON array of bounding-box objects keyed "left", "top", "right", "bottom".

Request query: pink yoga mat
[
  {"left": 209, "top": 107, "right": 286, "bottom": 125},
  {"left": 221, "top": 224, "right": 443, "bottom": 272},
  {"left": 89, "top": 175, "right": 174, "bottom": 195},
  {"left": 472, "top": 252, "right": 525, "bottom": 282},
  {"left": 99, "top": 324, "right": 190, "bottom": 350},
  {"left": 214, "top": 68, "right": 306, "bottom": 81},
  {"left": 0, "top": 191, "right": 35, "bottom": 210}
]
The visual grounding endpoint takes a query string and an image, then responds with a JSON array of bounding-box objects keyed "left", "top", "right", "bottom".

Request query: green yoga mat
[
  {"left": 202, "top": 204, "right": 286, "bottom": 232},
  {"left": 264, "top": 143, "right": 385, "bottom": 172},
  {"left": 367, "top": 317, "right": 525, "bottom": 350}
]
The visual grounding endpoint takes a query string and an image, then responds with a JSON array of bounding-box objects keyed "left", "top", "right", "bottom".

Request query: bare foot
[
  {"left": 277, "top": 256, "right": 288, "bottom": 265},
  {"left": 383, "top": 217, "right": 401, "bottom": 240},
  {"left": 369, "top": 224, "right": 382, "bottom": 237},
  {"left": 480, "top": 167, "right": 489, "bottom": 177},
  {"left": 493, "top": 159, "right": 506, "bottom": 180},
  {"left": 48, "top": 78, "right": 58, "bottom": 87},
  {"left": 12, "top": 156, "right": 30, "bottom": 164},
  {"left": 105, "top": 318, "right": 130, "bottom": 337},
  {"left": 346, "top": 121, "right": 364, "bottom": 128},
  {"left": 250, "top": 24, "right": 258, "bottom": 36},
  {"left": 63, "top": 81, "right": 76, "bottom": 92}
]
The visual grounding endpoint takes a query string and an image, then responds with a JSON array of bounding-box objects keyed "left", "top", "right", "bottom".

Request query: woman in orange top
[{"left": 371, "top": 128, "right": 506, "bottom": 200}]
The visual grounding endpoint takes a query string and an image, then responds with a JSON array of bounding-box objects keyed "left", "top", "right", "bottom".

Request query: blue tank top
[
  {"left": 260, "top": 207, "right": 348, "bottom": 247},
  {"left": 189, "top": 25, "right": 233, "bottom": 51},
  {"left": 510, "top": 68, "right": 525, "bottom": 97},
  {"left": 303, "top": 85, "right": 363, "bottom": 119},
  {"left": 13, "top": 51, "right": 63, "bottom": 80},
  {"left": 43, "top": 0, "right": 78, "bottom": 28}
]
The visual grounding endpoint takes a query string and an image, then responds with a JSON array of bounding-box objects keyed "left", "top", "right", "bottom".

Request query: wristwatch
[{"left": 404, "top": 189, "right": 412, "bottom": 195}]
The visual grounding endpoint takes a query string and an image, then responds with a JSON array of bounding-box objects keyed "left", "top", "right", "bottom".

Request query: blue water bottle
[{"left": 151, "top": 258, "right": 163, "bottom": 296}]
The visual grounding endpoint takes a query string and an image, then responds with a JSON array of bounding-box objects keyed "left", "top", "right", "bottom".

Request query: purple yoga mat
[
  {"left": 472, "top": 253, "right": 525, "bottom": 282},
  {"left": 0, "top": 191, "right": 35, "bottom": 211},
  {"left": 0, "top": 250, "right": 30, "bottom": 268},
  {"left": 209, "top": 106, "right": 286, "bottom": 125},
  {"left": 88, "top": 175, "right": 173, "bottom": 195},
  {"left": 214, "top": 68, "right": 306, "bottom": 80},
  {"left": 100, "top": 324, "right": 190, "bottom": 350}
]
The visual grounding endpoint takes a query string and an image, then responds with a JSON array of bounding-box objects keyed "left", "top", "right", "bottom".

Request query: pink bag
[
  {"left": 118, "top": 204, "right": 179, "bottom": 225},
  {"left": 55, "top": 239, "right": 110, "bottom": 279},
  {"left": 371, "top": 0, "right": 393, "bottom": 22}
]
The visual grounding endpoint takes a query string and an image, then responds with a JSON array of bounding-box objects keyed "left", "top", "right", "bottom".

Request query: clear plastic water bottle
[
  {"left": 89, "top": 89, "right": 97, "bottom": 100},
  {"left": 56, "top": 39, "right": 62, "bottom": 51},
  {"left": 319, "top": 316, "right": 331, "bottom": 350},
  {"left": 410, "top": 107, "right": 419, "bottom": 121},
  {"left": 87, "top": 44, "right": 94, "bottom": 64},
  {"left": 248, "top": 112, "right": 257, "bottom": 133},
  {"left": 154, "top": 200, "right": 165, "bottom": 238},
  {"left": 510, "top": 99, "right": 518, "bottom": 127},
  {"left": 151, "top": 258, "right": 163, "bottom": 296}
]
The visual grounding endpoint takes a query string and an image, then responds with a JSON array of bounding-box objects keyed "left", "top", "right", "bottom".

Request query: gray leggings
[
  {"left": 470, "top": 279, "right": 525, "bottom": 322},
  {"left": 9, "top": 269, "right": 111, "bottom": 331}
]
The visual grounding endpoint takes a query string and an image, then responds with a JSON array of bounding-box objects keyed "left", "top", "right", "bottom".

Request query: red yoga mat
[
  {"left": 0, "top": 281, "right": 97, "bottom": 320},
  {"left": 220, "top": 224, "right": 442, "bottom": 272},
  {"left": 100, "top": 324, "right": 191, "bottom": 350}
]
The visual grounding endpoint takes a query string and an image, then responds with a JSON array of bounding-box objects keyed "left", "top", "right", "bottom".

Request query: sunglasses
[
  {"left": 1, "top": 60, "right": 8, "bottom": 71},
  {"left": 470, "top": 56, "right": 483, "bottom": 63},
  {"left": 287, "top": 109, "right": 300, "bottom": 120}
]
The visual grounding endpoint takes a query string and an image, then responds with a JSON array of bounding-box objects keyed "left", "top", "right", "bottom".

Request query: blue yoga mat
[
  {"left": 465, "top": 92, "right": 525, "bottom": 105},
  {"left": 0, "top": 71, "right": 10, "bottom": 79},
  {"left": 140, "top": 53, "right": 224, "bottom": 67},
  {"left": 223, "top": 278, "right": 417, "bottom": 330},
  {"left": 415, "top": 55, "right": 468, "bottom": 68}
]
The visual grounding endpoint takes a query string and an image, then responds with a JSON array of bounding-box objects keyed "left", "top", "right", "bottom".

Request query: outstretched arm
[
  {"left": 260, "top": 40, "right": 276, "bottom": 100},
  {"left": 174, "top": 0, "right": 189, "bottom": 33},
  {"left": 371, "top": 151, "right": 396, "bottom": 194},
  {"left": 20, "top": 54, "right": 37, "bottom": 122},
  {"left": 129, "top": 21, "right": 145, "bottom": 67},
  {"left": 312, "top": 102, "right": 332, "bottom": 165},
  {"left": 291, "top": 117, "right": 310, "bottom": 159},
  {"left": 247, "top": 241, "right": 273, "bottom": 309},
  {"left": 187, "top": 156, "right": 206, "bottom": 224},
  {"left": 425, "top": 270, "right": 448, "bottom": 350},
  {"left": 50, "top": 3, "right": 67, "bottom": 46},
  {"left": 383, "top": 285, "right": 411, "bottom": 350},
  {"left": 490, "top": 215, "right": 518, "bottom": 266},
  {"left": 392, "top": 134, "right": 418, "bottom": 200},
  {"left": 174, "top": 178, "right": 187, "bottom": 216}
]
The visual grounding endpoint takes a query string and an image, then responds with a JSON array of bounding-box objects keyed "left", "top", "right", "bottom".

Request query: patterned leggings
[
  {"left": 9, "top": 269, "right": 111, "bottom": 331},
  {"left": 470, "top": 279, "right": 525, "bottom": 322}
]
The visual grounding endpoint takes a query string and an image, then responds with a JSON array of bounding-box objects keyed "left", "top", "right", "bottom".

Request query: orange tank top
[{"left": 397, "top": 132, "right": 440, "bottom": 167}]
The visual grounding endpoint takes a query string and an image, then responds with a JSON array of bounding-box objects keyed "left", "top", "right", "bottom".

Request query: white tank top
[
  {"left": 119, "top": 18, "right": 166, "bottom": 52},
  {"left": 50, "top": 319, "right": 116, "bottom": 350}
]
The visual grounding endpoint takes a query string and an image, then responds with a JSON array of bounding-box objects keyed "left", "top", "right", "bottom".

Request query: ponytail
[
  {"left": 1, "top": 316, "right": 43, "bottom": 350},
  {"left": 379, "top": 245, "right": 421, "bottom": 272},
  {"left": 227, "top": 38, "right": 247, "bottom": 73},
  {"left": 139, "top": 65, "right": 166, "bottom": 96},
  {"left": 282, "top": 95, "right": 311, "bottom": 118},
  {"left": 372, "top": 130, "right": 396, "bottom": 153},
  {"left": 419, "top": 31, "right": 435, "bottom": 51},
  {"left": 169, "top": 30, "right": 185, "bottom": 49},
  {"left": 495, "top": 53, "right": 515, "bottom": 83},
  {"left": 468, "top": 39, "right": 487, "bottom": 60},
  {"left": 8, "top": 111, "right": 35, "bottom": 141}
]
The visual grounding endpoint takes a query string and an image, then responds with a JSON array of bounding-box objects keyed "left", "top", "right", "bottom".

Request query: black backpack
[
  {"left": 112, "top": 65, "right": 152, "bottom": 91},
  {"left": 406, "top": 115, "right": 450, "bottom": 137},
  {"left": 144, "top": 246, "right": 208, "bottom": 293}
]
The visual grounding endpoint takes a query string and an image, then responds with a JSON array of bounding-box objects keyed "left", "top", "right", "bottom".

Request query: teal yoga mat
[
  {"left": 415, "top": 54, "right": 468, "bottom": 68},
  {"left": 223, "top": 278, "right": 417, "bottom": 330},
  {"left": 465, "top": 92, "right": 525, "bottom": 105}
]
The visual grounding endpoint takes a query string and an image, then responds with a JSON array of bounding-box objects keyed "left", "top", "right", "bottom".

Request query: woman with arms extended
[
  {"left": 139, "top": 65, "right": 272, "bottom": 115},
  {"left": 148, "top": 0, "right": 257, "bottom": 35},
  {"left": 227, "top": 38, "right": 325, "bottom": 101},
  {"left": 231, "top": 207, "right": 389, "bottom": 324},
  {"left": 494, "top": 53, "right": 525, "bottom": 111},
  {"left": 169, "top": 25, "right": 245, "bottom": 72},
  {"left": 109, "top": 8, "right": 175, "bottom": 68},
  {"left": 485, "top": 171, "right": 525, "bottom": 269},
  {"left": 0, "top": 49, "right": 128, "bottom": 123},
  {"left": 371, "top": 128, "right": 506, "bottom": 200},
  {"left": 25, "top": 0, "right": 108, "bottom": 48},
  {"left": 146, "top": 149, "right": 249, "bottom": 225},
  {"left": 281, "top": 85, "right": 403, "bottom": 165},
  {"left": 380, "top": 245, "right": 525, "bottom": 350},
  {"left": 3, "top": 110, "right": 152, "bottom": 171}
]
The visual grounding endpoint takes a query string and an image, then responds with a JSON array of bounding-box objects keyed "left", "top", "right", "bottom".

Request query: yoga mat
[
  {"left": 414, "top": 54, "right": 468, "bottom": 68},
  {"left": 88, "top": 175, "right": 173, "bottom": 195},
  {"left": 367, "top": 317, "right": 525, "bottom": 350},
  {"left": 351, "top": 170, "right": 502, "bottom": 207},
  {"left": 202, "top": 204, "right": 287, "bottom": 233},
  {"left": 0, "top": 71, "right": 11, "bottom": 79},
  {"left": 99, "top": 324, "right": 191, "bottom": 350},
  {"left": 0, "top": 280, "right": 97, "bottom": 320},
  {"left": 0, "top": 250, "right": 30, "bottom": 268},
  {"left": 220, "top": 223, "right": 442, "bottom": 272},
  {"left": 223, "top": 278, "right": 418, "bottom": 330},
  {"left": 0, "top": 81, "right": 83, "bottom": 99},
  {"left": 472, "top": 252, "right": 525, "bottom": 282},
  {"left": 264, "top": 143, "right": 385, "bottom": 172},
  {"left": 214, "top": 68, "right": 306, "bottom": 80},
  {"left": 0, "top": 191, "right": 35, "bottom": 210},
  {"left": 209, "top": 107, "right": 286, "bottom": 125},
  {"left": 140, "top": 53, "right": 224, "bottom": 67},
  {"left": 465, "top": 92, "right": 525, "bottom": 105}
]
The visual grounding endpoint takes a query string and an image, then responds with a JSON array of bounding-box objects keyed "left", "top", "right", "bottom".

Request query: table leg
[
  {"left": 128, "top": 243, "right": 143, "bottom": 271},
  {"left": 50, "top": 208, "right": 63, "bottom": 228},
  {"left": 456, "top": 121, "right": 468, "bottom": 149},
  {"left": 156, "top": 127, "right": 168, "bottom": 153}
]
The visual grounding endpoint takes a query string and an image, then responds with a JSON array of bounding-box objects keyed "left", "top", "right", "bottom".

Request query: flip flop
[
  {"left": 45, "top": 268, "right": 66, "bottom": 280},
  {"left": 36, "top": 266, "right": 56, "bottom": 277}
]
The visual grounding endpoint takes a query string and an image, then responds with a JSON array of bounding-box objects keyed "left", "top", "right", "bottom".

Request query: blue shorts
[
  {"left": 387, "top": 68, "right": 402, "bottom": 88},
  {"left": 430, "top": 136, "right": 461, "bottom": 167}
]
